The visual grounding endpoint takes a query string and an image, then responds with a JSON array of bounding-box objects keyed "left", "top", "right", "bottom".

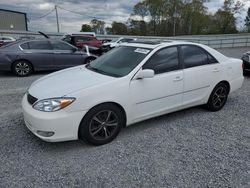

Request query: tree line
[{"left": 81, "top": 0, "right": 247, "bottom": 36}]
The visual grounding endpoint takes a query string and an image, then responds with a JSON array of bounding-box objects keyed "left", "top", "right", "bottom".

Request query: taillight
[{"left": 242, "top": 62, "right": 244, "bottom": 70}]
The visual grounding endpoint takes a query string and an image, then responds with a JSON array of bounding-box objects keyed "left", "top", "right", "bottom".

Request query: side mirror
[{"left": 135, "top": 69, "right": 155, "bottom": 79}]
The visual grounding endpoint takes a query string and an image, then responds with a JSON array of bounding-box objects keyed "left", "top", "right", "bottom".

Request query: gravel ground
[{"left": 0, "top": 48, "right": 250, "bottom": 187}]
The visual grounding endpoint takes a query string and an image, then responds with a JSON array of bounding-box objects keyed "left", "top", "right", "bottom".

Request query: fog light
[{"left": 37, "top": 131, "right": 54, "bottom": 137}]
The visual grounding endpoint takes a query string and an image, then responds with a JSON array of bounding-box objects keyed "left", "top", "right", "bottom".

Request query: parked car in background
[
  {"left": 0, "top": 39, "right": 97, "bottom": 76},
  {"left": 62, "top": 33, "right": 102, "bottom": 48},
  {"left": 100, "top": 39, "right": 112, "bottom": 44},
  {"left": 0, "top": 36, "right": 16, "bottom": 46},
  {"left": 242, "top": 52, "right": 250, "bottom": 75},
  {"left": 102, "top": 37, "right": 136, "bottom": 51},
  {"left": 18, "top": 36, "right": 36, "bottom": 41},
  {"left": 22, "top": 41, "right": 243, "bottom": 145}
]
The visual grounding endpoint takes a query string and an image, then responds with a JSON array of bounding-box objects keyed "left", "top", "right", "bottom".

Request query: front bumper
[{"left": 22, "top": 93, "right": 87, "bottom": 142}]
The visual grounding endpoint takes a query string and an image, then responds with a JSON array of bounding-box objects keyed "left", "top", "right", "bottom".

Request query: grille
[{"left": 27, "top": 93, "right": 38, "bottom": 105}]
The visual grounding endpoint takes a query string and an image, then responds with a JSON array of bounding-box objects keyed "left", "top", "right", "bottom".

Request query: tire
[
  {"left": 79, "top": 103, "right": 124, "bottom": 145},
  {"left": 206, "top": 83, "right": 229, "bottom": 111},
  {"left": 243, "top": 70, "right": 248, "bottom": 76},
  {"left": 12, "top": 60, "right": 33, "bottom": 77},
  {"left": 85, "top": 57, "right": 95, "bottom": 64}
]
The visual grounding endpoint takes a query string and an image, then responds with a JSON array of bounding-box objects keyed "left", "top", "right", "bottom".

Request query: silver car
[{"left": 0, "top": 39, "right": 96, "bottom": 76}]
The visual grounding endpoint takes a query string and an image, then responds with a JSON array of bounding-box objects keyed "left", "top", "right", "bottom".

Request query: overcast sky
[{"left": 0, "top": 0, "right": 249, "bottom": 33}]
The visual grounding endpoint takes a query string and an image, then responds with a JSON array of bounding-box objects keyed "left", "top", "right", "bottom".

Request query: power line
[
  {"left": 57, "top": 6, "right": 96, "bottom": 19},
  {"left": 28, "top": 8, "right": 55, "bottom": 20}
]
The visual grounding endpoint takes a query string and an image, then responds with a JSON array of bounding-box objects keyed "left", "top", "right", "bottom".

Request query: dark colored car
[
  {"left": 62, "top": 34, "right": 102, "bottom": 48},
  {"left": 0, "top": 39, "right": 96, "bottom": 76},
  {"left": 242, "top": 52, "right": 250, "bottom": 75}
]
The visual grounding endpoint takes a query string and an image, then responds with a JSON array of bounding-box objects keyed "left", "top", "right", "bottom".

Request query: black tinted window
[
  {"left": 181, "top": 46, "right": 209, "bottom": 68},
  {"left": 51, "top": 41, "right": 74, "bottom": 50},
  {"left": 62, "top": 35, "right": 71, "bottom": 43},
  {"left": 143, "top": 47, "right": 179, "bottom": 74},
  {"left": 27, "top": 41, "right": 51, "bottom": 50}
]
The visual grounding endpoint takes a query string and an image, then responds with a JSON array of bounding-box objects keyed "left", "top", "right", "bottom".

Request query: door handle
[
  {"left": 213, "top": 68, "right": 220, "bottom": 72},
  {"left": 173, "top": 76, "right": 183, "bottom": 82}
]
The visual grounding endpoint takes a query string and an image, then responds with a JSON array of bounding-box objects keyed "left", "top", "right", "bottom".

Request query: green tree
[
  {"left": 80, "top": 24, "right": 92, "bottom": 32},
  {"left": 111, "top": 22, "right": 128, "bottom": 35},
  {"left": 133, "top": 1, "right": 149, "bottom": 21},
  {"left": 212, "top": 0, "right": 238, "bottom": 34},
  {"left": 90, "top": 19, "right": 106, "bottom": 34},
  {"left": 245, "top": 7, "right": 250, "bottom": 32}
]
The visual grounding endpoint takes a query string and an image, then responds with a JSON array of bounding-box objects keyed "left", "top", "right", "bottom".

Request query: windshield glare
[{"left": 88, "top": 46, "right": 151, "bottom": 77}]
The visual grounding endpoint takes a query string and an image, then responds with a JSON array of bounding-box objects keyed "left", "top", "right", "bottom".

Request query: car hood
[{"left": 28, "top": 66, "right": 115, "bottom": 99}]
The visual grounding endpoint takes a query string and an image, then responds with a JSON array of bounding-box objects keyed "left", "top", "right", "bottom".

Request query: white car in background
[
  {"left": 22, "top": 41, "right": 244, "bottom": 145},
  {"left": 0, "top": 36, "right": 16, "bottom": 46},
  {"left": 102, "top": 37, "right": 136, "bottom": 51}
]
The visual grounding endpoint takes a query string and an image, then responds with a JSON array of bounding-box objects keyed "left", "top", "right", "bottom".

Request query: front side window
[
  {"left": 143, "top": 47, "right": 179, "bottom": 74},
  {"left": 27, "top": 41, "right": 51, "bottom": 50},
  {"left": 51, "top": 41, "right": 74, "bottom": 50},
  {"left": 87, "top": 46, "right": 151, "bottom": 77},
  {"left": 181, "top": 45, "right": 212, "bottom": 68}
]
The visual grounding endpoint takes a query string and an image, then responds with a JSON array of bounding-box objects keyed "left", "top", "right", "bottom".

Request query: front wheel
[
  {"left": 12, "top": 60, "right": 33, "bottom": 76},
  {"left": 206, "top": 83, "right": 229, "bottom": 111},
  {"left": 79, "top": 104, "right": 124, "bottom": 145}
]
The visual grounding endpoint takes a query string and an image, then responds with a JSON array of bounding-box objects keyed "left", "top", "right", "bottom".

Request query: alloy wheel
[
  {"left": 212, "top": 86, "right": 227, "bottom": 108},
  {"left": 15, "top": 62, "right": 31, "bottom": 76},
  {"left": 89, "top": 110, "right": 119, "bottom": 140}
]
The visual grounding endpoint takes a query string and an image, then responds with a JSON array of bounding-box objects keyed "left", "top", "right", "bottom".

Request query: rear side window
[
  {"left": 51, "top": 41, "right": 74, "bottom": 50},
  {"left": 23, "top": 41, "right": 51, "bottom": 50},
  {"left": 143, "top": 47, "right": 179, "bottom": 74},
  {"left": 181, "top": 45, "right": 218, "bottom": 68},
  {"left": 20, "top": 42, "right": 29, "bottom": 50}
]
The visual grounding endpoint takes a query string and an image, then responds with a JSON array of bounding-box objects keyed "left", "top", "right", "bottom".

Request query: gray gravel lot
[{"left": 0, "top": 48, "right": 250, "bottom": 187}]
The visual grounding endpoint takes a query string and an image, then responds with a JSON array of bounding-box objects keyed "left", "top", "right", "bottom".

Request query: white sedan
[{"left": 22, "top": 41, "right": 244, "bottom": 145}]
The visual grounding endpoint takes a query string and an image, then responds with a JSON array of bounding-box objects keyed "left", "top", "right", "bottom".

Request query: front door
[{"left": 130, "top": 46, "right": 184, "bottom": 123}]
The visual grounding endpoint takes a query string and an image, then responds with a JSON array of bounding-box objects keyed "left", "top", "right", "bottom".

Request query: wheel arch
[
  {"left": 11, "top": 59, "right": 34, "bottom": 71},
  {"left": 217, "top": 80, "right": 230, "bottom": 93},
  {"left": 78, "top": 101, "right": 127, "bottom": 139}
]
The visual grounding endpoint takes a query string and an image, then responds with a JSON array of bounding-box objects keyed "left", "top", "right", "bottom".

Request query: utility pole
[{"left": 55, "top": 5, "right": 60, "bottom": 33}]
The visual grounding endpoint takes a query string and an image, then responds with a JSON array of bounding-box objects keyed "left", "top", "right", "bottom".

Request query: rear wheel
[
  {"left": 79, "top": 104, "right": 124, "bottom": 145},
  {"left": 206, "top": 83, "right": 229, "bottom": 111},
  {"left": 12, "top": 60, "right": 32, "bottom": 76}
]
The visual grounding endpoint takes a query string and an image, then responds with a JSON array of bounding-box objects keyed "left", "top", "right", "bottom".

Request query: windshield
[{"left": 86, "top": 46, "right": 151, "bottom": 77}]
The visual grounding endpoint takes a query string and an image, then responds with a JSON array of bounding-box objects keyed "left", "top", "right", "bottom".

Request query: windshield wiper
[{"left": 86, "top": 64, "right": 121, "bottom": 78}]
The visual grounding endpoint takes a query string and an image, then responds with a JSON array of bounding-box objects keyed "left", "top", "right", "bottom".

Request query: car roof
[{"left": 121, "top": 40, "right": 202, "bottom": 49}]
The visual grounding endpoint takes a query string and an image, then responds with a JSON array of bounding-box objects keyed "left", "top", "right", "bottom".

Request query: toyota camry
[{"left": 22, "top": 41, "right": 244, "bottom": 145}]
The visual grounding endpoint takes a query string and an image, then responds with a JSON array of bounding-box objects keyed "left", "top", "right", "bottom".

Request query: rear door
[
  {"left": 19, "top": 40, "right": 54, "bottom": 70},
  {"left": 50, "top": 40, "right": 86, "bottom": 69},
  {"left": 180, "top": 45, "right": 222, "bottom": 107}
]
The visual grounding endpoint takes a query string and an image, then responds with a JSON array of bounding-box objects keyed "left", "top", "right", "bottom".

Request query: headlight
[{"left": 33, "top": 98, "right": 75, "bottom": 112}]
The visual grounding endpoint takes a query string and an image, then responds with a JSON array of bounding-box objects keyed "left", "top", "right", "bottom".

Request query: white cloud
[{"left": 38, "top": 3, "right": 54, "bottom": 10}]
